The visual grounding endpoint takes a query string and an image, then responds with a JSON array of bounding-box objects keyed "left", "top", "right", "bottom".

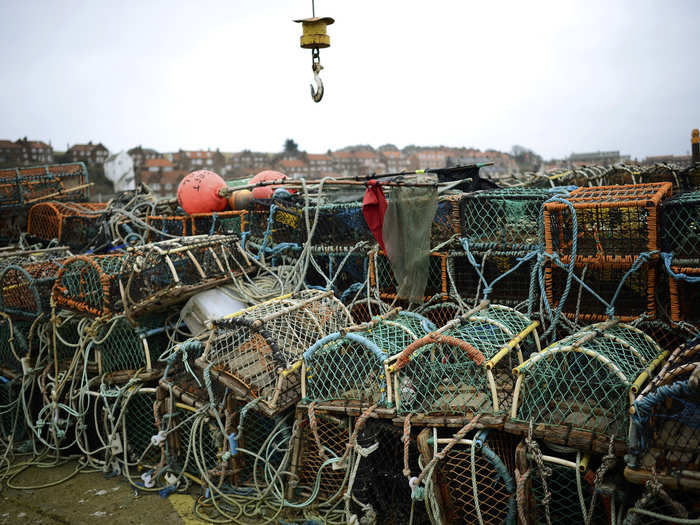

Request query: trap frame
[
  {"left": 508, "top": 321, "right": 666, "bottom": 454},
  {"left": 27, "top": 201, "right": 107, "bottom": 249},
  {"left": 661, "top": 191, "right": 700, "bottom": 266},
  {"left": 197, "top": 290, "right": 352, "bottom": 417},
  {"left": 543, "top": 182, "right": 672, "bottom": 263},
  {"left": 0, "top": 162, "right": 90, "bottom": 210},
  {"left": 53, "top": 235, "right": 251, "bottom": 319}
]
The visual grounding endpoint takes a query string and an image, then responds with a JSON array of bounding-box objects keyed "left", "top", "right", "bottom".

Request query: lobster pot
[
  {"left": 636, "top": 319, "right": 699, "bottom": 354},
  {"left": 369, "top": 251, "right": 448, "bottom": 302},
  {"left": 94, "top": 315, "right": 172, "bottom": 383},
  {"left": 0, "top": 318, "right": 29, "bottom": 376},
  {"left": 0, "top": 210, "right": 28, "bottom": 245},
  {"left": 305, "top": 248, "right": 369, "bottom": 298},
  {"left": 545, "top": 257, "right": 657, "bottom": 322},
  {"left": 417, "top": 300, "right": 464, "bottom": 329},
  {"left": 302, "top": 310, "right": 434, "bottom": 410},
  {"left": 146, "top": 215, "right": 191, "bottom": 241},
  {"left": 0, "top": 162, "right": 89, "bottom": 210},
  {"left": 418, "top": 428, "right": 518, "bottom": 525},
  {"left": 0, "top": 258, "right": 65, "bottom": 318},
  {"left": 449, "top": 250, "right": 536, "bottom": 308},
  {"left": 522, "top": 444, "right": 607, "bottom": 525},
  {"left": 627, "top": 338, "right": 700, "bottom": 489},
  {"left": 191, "top": 210, "right": 247, "bottom": 236},
  {"left": 392, "top": 305, "right": 539, "bottom": 424},
  {"left": 246, "top": 199, "right": 274, "bottom": 241},
  {"left": 288, "top": 407, "right": 350, "bottom": 505},
  {"left": 622, "top": 488, "right": 700, "bottom": 525},
  {"left": 431, "top": 194, "right": 464, "bottom": 245},
  {"left": 53, "top": 235, "right": 251, "bottom": 318},
  {"left": 0, "top": 246, "right": 71, "bottom": 272},
  {"left": 642, "top": 163, "right": 683, "bottom": 188},
  {"left": 543, "top": 182, "right": 672, "bottom": 262},
  {"left": 461, "top": 188, "right": 556, "bottom": 253},
  {"left": 601, "top": 164, "right": 640, "bottom": 186},
  {"left": 508, "top": 322, "right": 665, "bottom": 454},
  {"left": 669, "top": 266, "right": 700, "bottom": 326},
  {"left": 118, "top": 388, "right": 163, "bottom": 471},
  {"left": 661, "top": 191, "right": 700, "bottom": 264},
  {"left": 27, "top": 201, "right": 106, "bottom": 249},
  {"left": 198, "top": 290, "right": 352, "bottom": 416}
]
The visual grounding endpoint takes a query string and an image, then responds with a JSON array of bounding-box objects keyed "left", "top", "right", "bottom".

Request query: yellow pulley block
[
  {"left": 294, "top": 15, "right": 333, "bottom": 102},
  {"left": 294, "top": 16, "right": 334, "bottom": 49}
]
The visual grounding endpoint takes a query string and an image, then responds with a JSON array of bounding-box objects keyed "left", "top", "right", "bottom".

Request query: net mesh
[
  {"left": 669, "top": 266, "right": 700, "bottom": 326},
  {"left": 544, "top": 183, "right": 671, "bottom": 261},
  {"left": 0, "top": 319, "right": 29, "bottom": 374},
  {"left": 0, "top": 162, "right": 89, "bottom": 209},
  {"left": 147, "top": 215, "right": 190, "bottom": 241},
  {"left": 0, "top": 259, "right": 64, "bottom": 318},
  {"left": 370, "top": 251, "right": 447, "bottom": 301},
  {"left": 303, "top": 312, "right": 431, "bottom": 407},
  {"left": 204, "top": 291, "right": 351, "bottom": 413},
  {"left": 460, "top": 188, "right": 553, "bottom": 253},
  {"left": 122, "top": 389, "right": 161, "bottom": 468},
  {"left": 431, "top": 194, "right": 464, "bottom": 246},
  {"left": 394, "top": 305, "right": 534, "bottom": 416},
  {"left": 305, "top": 249, "right": 369, "bottom": 296},
  {"left": 513, "top": 323, "right": 663, "bottom": 445},
  {"left": 191, "top": 210, "right": 246, "bottom": 236},
  {"left": 431, "top": 430, "right": 517, "bottom": 525},
  {"left": 27, "top": 201, "right": 106, "bottom": 249}
]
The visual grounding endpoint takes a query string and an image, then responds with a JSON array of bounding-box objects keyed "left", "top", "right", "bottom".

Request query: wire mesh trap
[
  {"left": 53, "top": 235, "right": 251, "bottom": 318},
  {"left": 302, "top": 309, "right": 434, "bottom": 411},
  {"left": 661, "top": 191, "right": 700, "bottom": 266},
  {"left": 197, "top": 290, "right": 352, "bottom": 417},
  {"left": 543, "top": 182, "right": 672, "bottom": 263},
  {"left": 449, "top": 250, "right": 537, "bottom": 308},
  {"left": 418, "top": 427, "right": 519, "bottom": 525},
  {"left": 0, "top": 258, "right": 65, "bottom": 318},
  {"left": 369, "top": 250, "right": 449, "bottom": 302},
  {"left": 461, "top": 188, "right": 559, "bottom": 254},
  {"left": 668, "top": 265, "right": 700, "bottom": 327},
  {"left": 146, "top": 215, "right": 191, "bottom": 241},
  {"left": 0, "top": 162, "right": 90, "bottom": 210},
  {"left": 27, "top": 201, "right": 107, "bottom": 250},
  {"left": 545, "top": 256, "right": 658, "bottom": 322},
  {"left": 626, "top": 336, "right": 700, "bottom": 491},
  {"left": 508, "top": 321, "right": 666, "bottom": 454},
  {"left": 390, "top": 303, "right": 539, "bottom": 425}
]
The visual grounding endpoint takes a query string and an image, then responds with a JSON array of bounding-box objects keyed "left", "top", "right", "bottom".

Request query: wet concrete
[{"left": 1, "top": 461, "right": 188, "bottom": 524}]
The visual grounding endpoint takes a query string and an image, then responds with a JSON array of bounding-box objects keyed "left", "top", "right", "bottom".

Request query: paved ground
[{"left": 1, "top": 461, "right": 207, "bottom": 524}]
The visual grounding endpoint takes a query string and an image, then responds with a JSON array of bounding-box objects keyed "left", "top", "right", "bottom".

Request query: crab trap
[
  {"left": 27, "top": 201, "right": 107, "bottom": 249},
  {"left": 301, "top": 309, "right": 434, "bottom": 412},
  {"left": 515, "top": 441, "right": 608, "bottom": 525},
  {"left": 543, "top": 182, "right": 672, "bottom": 263},
  {"left": 626, "top": 336, "right": 700, "bottom": 491},
  {"left": 661, "top": 191, "right": 700, "bottom": 266},
  {"left": 0, "top": 162, "right": 90, "bottom": 210},
  {"left": 196, "top": 290, "right": 352, "bottom": 417},
  {"left": 448, "top": 250, "right": 537, "bottom": 308},
  {"left": 417, "top": 427, "right": 519, "bottom": 525},
  {"left": 668, "top": 265, "right": 700, "bottom": 327},
  {"left": 115, "top": 387, "right": 163, "bottom": 475},
  {"left": 544, "top": 256, "right": 658, "bottom": 323},
  {"left": 146, "top": 215, "right": 191, "bottom": 241},
  {"left": 460, "top": 188, "right": 558, "bottom": 254},
  {"left": 0, "top": 257, "right": 65, "bottom": 318},
  {"left": 369, "top": 251, "right": 449, "bottom": 302},
  {"left": 389, "top": 303, "right": 540, "bottom": 426},
  {"left": 507, "top": 321, "right": 666, "bottom": 454},
  {"left": 53, "top": 235, "right": 251, "bottom": 319}
]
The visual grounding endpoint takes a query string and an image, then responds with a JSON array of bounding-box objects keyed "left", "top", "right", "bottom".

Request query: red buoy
[
  {"left": 250, "top": 170, "right": 288, "bottom": 199},
  {"left": 177, "top": 170, "right": 228, "bottom": 214}
]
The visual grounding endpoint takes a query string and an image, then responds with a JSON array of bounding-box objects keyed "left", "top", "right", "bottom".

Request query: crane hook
[{"left": 311, "top": 60, "right": 324, "bottom": 102}]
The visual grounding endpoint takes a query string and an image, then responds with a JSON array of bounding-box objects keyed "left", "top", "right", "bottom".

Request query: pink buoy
[
  {"left": 250, "top": 170, "right": 288, "bottom": 199},
  {"left": 177, "top": 170, "right": 228, "bottom": 214}
]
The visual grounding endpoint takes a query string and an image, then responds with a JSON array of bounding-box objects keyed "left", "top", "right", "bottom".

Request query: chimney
[{"left": 692, "top": 129, "right": 699, "bottom": 164}]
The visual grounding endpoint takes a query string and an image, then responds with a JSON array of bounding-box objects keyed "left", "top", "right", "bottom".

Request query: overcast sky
[{"left": 1, "top": 1, "right": 698, "bottom": 159}]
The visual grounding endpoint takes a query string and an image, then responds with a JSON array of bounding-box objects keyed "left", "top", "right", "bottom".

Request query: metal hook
[{"left": 311, "top": 61, "right": 324, "bottom": 103}]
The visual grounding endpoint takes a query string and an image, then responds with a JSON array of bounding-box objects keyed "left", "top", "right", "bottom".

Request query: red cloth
[{"left": 362, "top": 180, "right": 388, "bottom": 252}]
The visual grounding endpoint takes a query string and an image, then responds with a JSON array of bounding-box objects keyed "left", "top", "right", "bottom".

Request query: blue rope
[
  {"left": 606, "top": 251, "right": 658, "bottom": 317},
  {"left": 208, "top": 212, "right": 218, "bottom": 236},
  {"left": 662, "top": 252, "right": 700, "bottom": 283}
]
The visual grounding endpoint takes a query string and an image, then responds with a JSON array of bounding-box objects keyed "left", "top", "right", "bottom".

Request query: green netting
[
  {"left": 303, "top": 311, "right": 433, "bottom": 406},
  {"left": 173, "top": 408, "right": 221, "bottom": 481},
  {"left": 460, "top": 188, "right": 553, "bottom": 253},
  {"left": 394, "top": 305, "right": 534, "bottom": 416},
  {"left": 513, "top": 322, "right": 664, "bottom": 442}
]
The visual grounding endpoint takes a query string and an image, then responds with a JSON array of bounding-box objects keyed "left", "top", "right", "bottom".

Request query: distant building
[
  {"left": 0, "top": 138, "right": 53, "bottom": 165},
  {"left": 307, "top": 153, "right": 333, "bottom": 176},
  {"left": 277, "top": 158, "right": 309, "bottom": 179},
  {"left": 0, "top": 140, "right": 22, "bottom": 164},
  {"left": 141, "top": 169, "right": 186, "bottom": 197},
  {"left": 569, "top": 151, "right": 630, "bottom": 166},
  {"left": 643, "top": 154, "right": 691, "bottom": 165},
  {"left": 104, "top": 151, "right": 136, "bottom": 192},
  {"left": 127, "top": 146, "right": 161, "bottom": 169},
  {"left": 67, "top": 142, "right": 109, "bottom": 164},
  {"left": 144, "top": 158, "right": 175, "bottom": 172}
]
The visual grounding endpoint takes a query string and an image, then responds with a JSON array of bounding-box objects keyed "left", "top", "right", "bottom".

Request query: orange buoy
[
  {"left": 228, "top": 189, "right": 253, "bottom": 210},
  {"left": 177, "top": 170, "right": 228, "bottom": 214},
  {"left": 250, "top": 170, "right": 288, "bottom": 199}
]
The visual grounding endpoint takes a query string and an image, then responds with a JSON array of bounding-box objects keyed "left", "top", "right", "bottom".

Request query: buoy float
[
  {"left": 177, "top": 170, "right": 228, "bottom": 214},
  {"left": 228, "top": 189, "right": 253, "bottom": 210},
  {"left": 250, "top": 170, "right": 288, "bottom": 200}
]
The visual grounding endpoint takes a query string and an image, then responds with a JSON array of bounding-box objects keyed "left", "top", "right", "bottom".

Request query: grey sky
[{"left": 1, "top": 0, "right": 698, "bottom": 159}]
